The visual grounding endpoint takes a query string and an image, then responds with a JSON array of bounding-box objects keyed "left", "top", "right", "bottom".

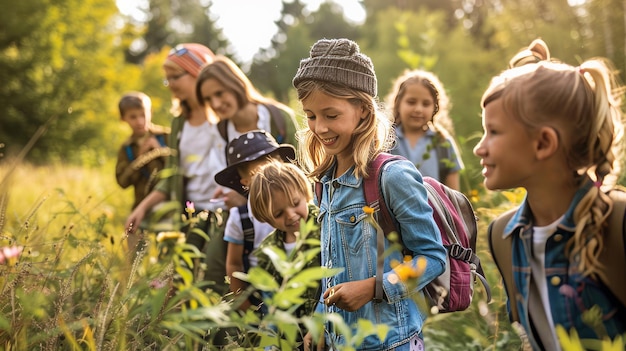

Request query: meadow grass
[{"left": 0, "top": 159, "right": 539, "bottom": 350}]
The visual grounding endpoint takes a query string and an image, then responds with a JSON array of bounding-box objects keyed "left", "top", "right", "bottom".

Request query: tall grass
[{"left": 6, "top": 159, "right": 618, "bottom": 350}]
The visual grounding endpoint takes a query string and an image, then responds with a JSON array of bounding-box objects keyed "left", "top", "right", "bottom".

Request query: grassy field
[{"left": 0, "top": 159, "right": 531, "bottom": 350}]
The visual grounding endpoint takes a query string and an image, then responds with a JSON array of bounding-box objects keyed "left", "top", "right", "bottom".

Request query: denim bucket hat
[{"left": 215, "top": 130, "right": 296, "bottom": 195}]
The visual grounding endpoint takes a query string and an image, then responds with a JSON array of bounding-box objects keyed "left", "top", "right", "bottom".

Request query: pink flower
[
  {"left": 0, "top": 246, "right": 23, "bottom": 265},
  {"left": 185, "top": 201, "right": 195, "bottom": 214},
  {"left": 149, "top": 279, "right": 166, "bottom": 289}
]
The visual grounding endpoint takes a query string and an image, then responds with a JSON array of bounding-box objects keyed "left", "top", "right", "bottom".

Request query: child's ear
[
  {"left": 535, "top": 126, "right": 559, "bottom": 160},
  {"left": 360, "top": 104, "right": 369, "bottom": 120}
]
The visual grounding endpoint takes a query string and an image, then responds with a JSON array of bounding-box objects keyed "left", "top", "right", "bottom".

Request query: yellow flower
[
  {"left": 156, "top": 231, "right": 186, "bottom": 243},
  {"left": 391, "top": 256, "right": 428, "bottom": 283},
  {"left": 363, "top": 206, "right": 375, "bottom": 215}
]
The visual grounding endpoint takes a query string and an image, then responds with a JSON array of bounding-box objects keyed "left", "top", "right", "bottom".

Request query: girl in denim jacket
[
  {"left": 293, "top": 38, "right": 447, "bottom": 351},
  {"left": 475, "top": 39, "right": 626, "bottom": 350}
]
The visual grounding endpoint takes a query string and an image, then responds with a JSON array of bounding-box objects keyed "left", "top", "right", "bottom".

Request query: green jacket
[{"left": 153, "top": 116, "right": 185, "bottom": 204}]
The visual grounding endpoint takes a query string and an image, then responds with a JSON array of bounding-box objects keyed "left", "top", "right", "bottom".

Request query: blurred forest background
[{"left": 1, "top": 0, "right": 625, "bottom": 193}]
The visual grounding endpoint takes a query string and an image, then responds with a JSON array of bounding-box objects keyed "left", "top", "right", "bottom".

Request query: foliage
[
  {"left": 0, "top": 0, "right": 122, "bottom": 165},
  {"left": 248, "top": 0, "right": 361, "bottom": 102},
  {"left": 119, "top": 0, "right": 234, "bottom": 64},
  {"left": 4, "top": 159, "right": 626, "bottom": 349}
]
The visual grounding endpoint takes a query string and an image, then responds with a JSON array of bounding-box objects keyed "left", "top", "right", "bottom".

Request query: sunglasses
[{"left": 168, "top": 45, "right": 206, "bottom": 67}]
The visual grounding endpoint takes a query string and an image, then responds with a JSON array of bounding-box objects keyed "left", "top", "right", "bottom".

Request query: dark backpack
[
  {"left": 238, "top": 204, "right": 255, "bottom": 273},
  {"left": 488, "top": 189, "right": 626, "bottom": 322},
  {"left": 124, "top": 134, "right": 167, "bottom": 179},
  {"left": 315, "top": 153, "right": 491, "bottom": 313}
]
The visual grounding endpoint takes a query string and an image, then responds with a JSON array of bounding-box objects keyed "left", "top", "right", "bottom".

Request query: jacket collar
[
  {"left": 319, "top": 162, "right": 362, "bottom": 189},
  {"left": 502, "top": 178, "right": 593, "bottom": 238}
]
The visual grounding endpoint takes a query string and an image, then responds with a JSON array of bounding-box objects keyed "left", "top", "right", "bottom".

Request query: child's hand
[
  {"left": 323, "top": 277, "right": 375, "bottom": 312},
  {"left": 213, "top": 188, "right": 247, "bottom": 209},
  {"left": 138, "top": 135, "right": 161, "bottom": 155},
  {"left": 303, "top": 332, "right": 325, "bottom": 351}
]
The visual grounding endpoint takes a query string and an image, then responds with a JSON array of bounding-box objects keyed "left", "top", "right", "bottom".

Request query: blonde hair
[
  {"left": 295, "top": 80, "right": 395, "bottom": 180},
  {"left": 249, "top": 160, "right": 312, "bottom": 224},
  {"left": 482, "top": 57, "right": 625, "bottom": 280},
  {"left": 385, "top": 69, "right": 455, "bottom": 136}
]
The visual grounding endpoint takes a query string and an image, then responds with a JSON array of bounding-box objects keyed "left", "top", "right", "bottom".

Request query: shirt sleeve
[
  {"left": 223, "top": 206, "right": 244, "bottom": 244},
  {"left": 378, "top": 159, "right": 447, "bottom": 303}
]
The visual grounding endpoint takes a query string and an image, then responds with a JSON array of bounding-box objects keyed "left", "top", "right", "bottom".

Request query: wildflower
[
  {"left": 197, "top": 210, "right": 209, "bottom": 221},
  {"left": 185, "top": 201, "right": 195, "bottom": 215},
  {"left": 363, "top": 206, "right": 375, "bottom": 215},
  {"left": 156, "top": 231, "right": 186, "bottom": 244},
  {"left": 389, "top": 256, "right": 427, "bottom": 283},
  {"left": 0, "top": 246, "right": 23, "bottom": 266},
  {"left": 149, "top": 279, "right": 166, "bottom": 289},
  {"left": 470, "top": 189, "right": 479, "bottom": 203}
]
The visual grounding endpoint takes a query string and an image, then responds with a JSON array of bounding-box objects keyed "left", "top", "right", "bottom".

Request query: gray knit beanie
[{"left": 292, "top": 38, "right": 377, "bottom": 97}]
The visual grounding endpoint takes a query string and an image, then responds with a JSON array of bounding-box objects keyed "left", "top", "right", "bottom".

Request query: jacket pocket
[{"left": 335, "top": 208, "right": 371, "bottom": 255}]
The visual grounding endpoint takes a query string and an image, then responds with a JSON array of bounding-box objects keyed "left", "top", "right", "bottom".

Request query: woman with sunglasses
[{"left": 125, "top": 43, "right": 244, "bottom": 297}]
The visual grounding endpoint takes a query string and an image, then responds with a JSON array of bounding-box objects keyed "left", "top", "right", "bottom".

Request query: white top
[
  {"left": 179, "top": 121, "right": 228, "bottom": 211},
  {"left": 223, "top": 202, "right": 274, "bottom": 268},
  {"left": 284, "top": 241, "right": 297, "bottom": 257},
  {"left": 225, "top": 104, "right": 273, "bottom": 142},
  {"left": 530, "top": 216, "right": 563, "bottom": 351}
]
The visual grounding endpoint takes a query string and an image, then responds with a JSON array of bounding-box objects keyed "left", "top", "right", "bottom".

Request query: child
[
  {"left": 475, "top": 39, "right": 626, "bottom": 350},
  {"left": 292, "top": 38, "right": 447, "bottom": 350},
  {"left": 214, "top": 130, "right": 296, "bottom": 312},
  {"left": 248, "top": 159, "right": 321, "bottom": 351},
  {"left": 386, "top": 69, "right": 464, "bottom": 190},
  {"left": 115, "top": 91, "right": 170, "bottom": 250},
  {"left": 195, "top": 55, "right": 299, "bottom": 146}
]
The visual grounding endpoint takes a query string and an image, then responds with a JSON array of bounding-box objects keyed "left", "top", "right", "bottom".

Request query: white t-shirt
[
  {"left": 530, "top": 216, "right": 563, "bottom": 351},
  {"left": 223, "top": 202, "right": 274, "bottom": 268},
  {"left": 284, "top": 241, "right": 297, "bottom": 257},
  {"left": 179, "top": 120, "right": 228, "bottom": 211},
  {"left": 225, "top": 104, "right": 272, "bottom": 142}
]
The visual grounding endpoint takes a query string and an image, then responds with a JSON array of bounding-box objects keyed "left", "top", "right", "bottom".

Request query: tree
[
  {"left": 248, "top": 0, "right": 360, "bottom": 103},
  {"left": 0, "top": 0, "right": 122, "bottom": 163},
  {"left": 121, "top": 0, "right": 234, "bottom": 65}
]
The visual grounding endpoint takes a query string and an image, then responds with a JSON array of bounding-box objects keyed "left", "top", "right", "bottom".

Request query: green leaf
[{"left": 243, "top": 267, "right": 280, "bottom": 291}]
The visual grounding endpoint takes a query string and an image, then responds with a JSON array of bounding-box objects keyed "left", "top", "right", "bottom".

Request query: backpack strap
[
  {"left": 488, "top": 208, "right": 519, "bottom": 322},
  {"left": 265, "top": 103, "right": 288, "bottom": 143},
  {"left": 217, "top": 120, "right": 229, "bottom": 142},
  {"left": 124, "top": 144, "right": 134, "bottom": 162},
  {"left": 125, "top": 144, "right": 153, "bottom": 179},
  {"left": 363, "top": 153, "right": 405, "bottom": 237},
  {"left": 155, "top": 134, "right": 167, "bottom": 147},
  {"left": 363, "top": 153, "right": 406, "bottom": 302},
  {"left": 238, "top": 204, "right": 255, "bottom": 273}
]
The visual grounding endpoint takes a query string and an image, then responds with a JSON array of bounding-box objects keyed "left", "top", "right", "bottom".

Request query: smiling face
[
  {"left": 473, "top": 98, "right": 539, "bottom": 190},
  {"left": 397, "top": 82, "right": 436, "bottom": 132},
  {"left": 303, "top": 90, "right": 367, "bottom": 170},
  {"left": 199, "top": 78, "right": 239, "bottom": 120},
  {"left": 268, "top": 189, "right": 309, "bottom": 236}
]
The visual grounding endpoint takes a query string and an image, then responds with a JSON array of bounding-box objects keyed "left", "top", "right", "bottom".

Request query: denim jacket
[
  {"left": 502, "top": 180, "right": 626, "bottom": 349},
  {"left": 316, "top": 158, "right": 446, "bottom": 350}
]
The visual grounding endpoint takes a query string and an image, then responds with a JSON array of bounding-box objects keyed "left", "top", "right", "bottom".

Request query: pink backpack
[{"left": 316, "top": 153, "right": 491, "bottom": 312}]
